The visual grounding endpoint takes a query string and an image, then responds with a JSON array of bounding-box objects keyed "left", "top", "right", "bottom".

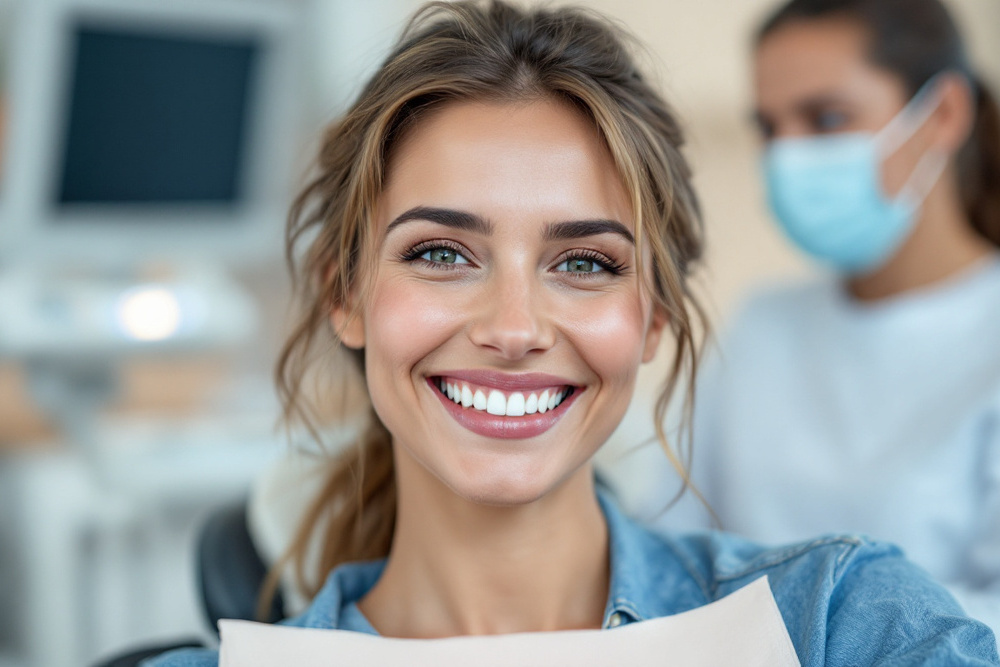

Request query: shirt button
[{"left": 608, "top": 612, "right": 623, "bottom": 628}]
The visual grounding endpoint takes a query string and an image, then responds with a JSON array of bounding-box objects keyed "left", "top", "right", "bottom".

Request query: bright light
[{"left": 116, "top": 286, "right": 182, "bottom": 341}]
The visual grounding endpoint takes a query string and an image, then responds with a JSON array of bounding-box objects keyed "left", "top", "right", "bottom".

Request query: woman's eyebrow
[
  {"left": 385, "top": 206, "right": 493, "bottom": 236},
  {"left": 545, "top": 219, "right": 635, "bottom": 245},
  {"left": 385, "top": 207, "right": 633, "bottom": 245}
]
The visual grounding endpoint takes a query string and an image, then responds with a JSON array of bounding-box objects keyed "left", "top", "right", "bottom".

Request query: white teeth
[
  {"left": 439, "top": 379, "right": 571, "bottom": 416},
  {"left": 486, "top": 390, "right": 506, "bottom": 416},
  {"left": 473, "top": 389, "right": 487, "bottom": 410},
  {"left": 506, "top": 392, "right": 525, "bottom": 417}
]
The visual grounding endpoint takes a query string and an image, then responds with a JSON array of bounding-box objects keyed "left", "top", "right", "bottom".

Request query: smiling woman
[{"left": 145, "top": 1, "right": 998, "bottom": 665}]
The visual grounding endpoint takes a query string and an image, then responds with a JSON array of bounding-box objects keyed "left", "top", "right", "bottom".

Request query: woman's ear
[
  {"left": 641, "top": 306, "right": 668, "bottom": 363},
  {"left": 930, "top": 73, "right": 975, "bottom": 153},
  {"left": 325, "top": 259, "right": 365, "bottom": 349},
  {"left": 331, "top": 305, "right": 365, "bottom": 350}
]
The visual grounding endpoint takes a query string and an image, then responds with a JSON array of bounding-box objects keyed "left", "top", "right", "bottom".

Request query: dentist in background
[{"left": 670, "top": 0, "right": 1000, "bottom": 633}]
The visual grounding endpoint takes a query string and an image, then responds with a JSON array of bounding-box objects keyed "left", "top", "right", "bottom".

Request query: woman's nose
[{"left": 467, "top": 271, "right": 555, "bottom": 360}]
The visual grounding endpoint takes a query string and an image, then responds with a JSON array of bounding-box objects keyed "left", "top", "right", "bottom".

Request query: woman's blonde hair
[{"left": 263, "top": 0, "right": 707, "bottom": 614}]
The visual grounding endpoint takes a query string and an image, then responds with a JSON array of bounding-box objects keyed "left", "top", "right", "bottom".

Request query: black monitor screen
[{"left": 57, "top": 24, "right": 259, "bottom": 206}]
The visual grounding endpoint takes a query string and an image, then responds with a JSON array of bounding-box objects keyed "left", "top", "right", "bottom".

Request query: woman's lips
[{"left": 426, "top": 375, "right": 581, "bottom": 439}]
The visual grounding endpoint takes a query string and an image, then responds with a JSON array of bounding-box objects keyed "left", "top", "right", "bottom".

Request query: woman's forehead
[{"left": 378, "top": 99, "right": 634, "bottom": 234}]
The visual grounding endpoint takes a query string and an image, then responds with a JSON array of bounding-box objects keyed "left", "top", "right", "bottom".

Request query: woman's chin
[
  {"left": 458, "top": 485, "right": 550, "bottom": 508},
  {"left": 438, "top": 456, "right": 584, "bottom": 508},
  {"left": 443, "top": 472, "right": 551, "bottom": 507}
]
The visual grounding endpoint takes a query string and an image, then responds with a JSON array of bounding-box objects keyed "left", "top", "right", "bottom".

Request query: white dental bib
[{"left": 218, "top": 576, "right": 798, "bottom": 666}]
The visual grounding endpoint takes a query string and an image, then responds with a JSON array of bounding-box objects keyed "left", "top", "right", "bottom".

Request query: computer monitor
[{"left": 0, "top": 0, "right": 307, "bottom": 267}]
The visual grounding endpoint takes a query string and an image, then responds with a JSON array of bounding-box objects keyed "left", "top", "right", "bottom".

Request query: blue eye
[
  {"left": 556, "top": 257, "right": 604, "bottom": 274},
  {"left": 419, "top": 247, "right": 469, "bottom": 265}
]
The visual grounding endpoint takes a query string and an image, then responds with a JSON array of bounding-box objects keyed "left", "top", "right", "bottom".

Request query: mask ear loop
[
  {"left": 896, "top": 148, "right": 948, "bottom": 207},
  {"left": 876, "top": 74, "right": 951, "bottom": 206},
  {"left": 876, "top": 74, "right": 946, "bottom": 158}
]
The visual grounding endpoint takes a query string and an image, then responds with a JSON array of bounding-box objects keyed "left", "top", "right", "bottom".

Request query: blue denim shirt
[{"left": 147, "top": 493, "right": 998, "bottom": 666}]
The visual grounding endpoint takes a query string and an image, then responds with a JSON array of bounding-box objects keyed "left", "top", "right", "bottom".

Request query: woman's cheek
[
  {"left": 367, "top": 276, "right": 469, "bottom": 370},
  {"left": 561, "top": 294, "right": 650, "bottom": 383}
]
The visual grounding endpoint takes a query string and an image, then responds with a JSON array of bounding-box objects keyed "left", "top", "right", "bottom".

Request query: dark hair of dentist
[{"left": 147, "top": 2, "right": 998, "bottom": 665}]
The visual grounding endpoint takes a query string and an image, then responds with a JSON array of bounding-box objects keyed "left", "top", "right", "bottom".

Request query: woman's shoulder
[
  {"left": 607, "top": 493, "right": 899, "bottom": 613},
  {"left": 656, "top": 528, "right": 890, "bottom": 598},
  {"left": 659, "top": 529, "right": 998, "bottom": 665},
  {"left": 660, "top": 527, "right": 958, "bottom": 614}
]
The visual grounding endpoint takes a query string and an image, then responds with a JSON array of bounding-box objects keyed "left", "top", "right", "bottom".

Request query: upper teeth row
[{"left": 439, "top": 380, "right": 569, "bottom": 417}]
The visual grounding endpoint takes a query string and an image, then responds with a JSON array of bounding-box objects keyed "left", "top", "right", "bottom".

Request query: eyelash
[
  {"left": 555, "top": 249, "right": 627, "bottom": 276},
  {"left": 399, "top": 240, "right": 472, "bottom": 269},
  {"left": 400, "top": 241, "right": 627, "bottom": 276}
]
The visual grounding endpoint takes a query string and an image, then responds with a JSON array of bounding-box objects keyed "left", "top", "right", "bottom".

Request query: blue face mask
[{"left": 763, "top": 83, "right": 947, "bottom": 273}]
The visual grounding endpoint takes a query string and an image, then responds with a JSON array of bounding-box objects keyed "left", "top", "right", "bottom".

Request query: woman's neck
[
  {"left": 358, "top": 457, "right": 609, "bottom": 638},
  {"left": 847, "top": 177, "right": 995, "bottom": 301}
]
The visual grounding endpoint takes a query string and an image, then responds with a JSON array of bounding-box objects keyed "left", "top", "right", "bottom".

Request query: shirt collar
[{"left": 292, "top": 559, "right": 384, "bottom": 632}]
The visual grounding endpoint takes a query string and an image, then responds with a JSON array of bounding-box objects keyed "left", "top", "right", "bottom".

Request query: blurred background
[{"left": 0, "top": 0, "right": 996, "bottom": 665}]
